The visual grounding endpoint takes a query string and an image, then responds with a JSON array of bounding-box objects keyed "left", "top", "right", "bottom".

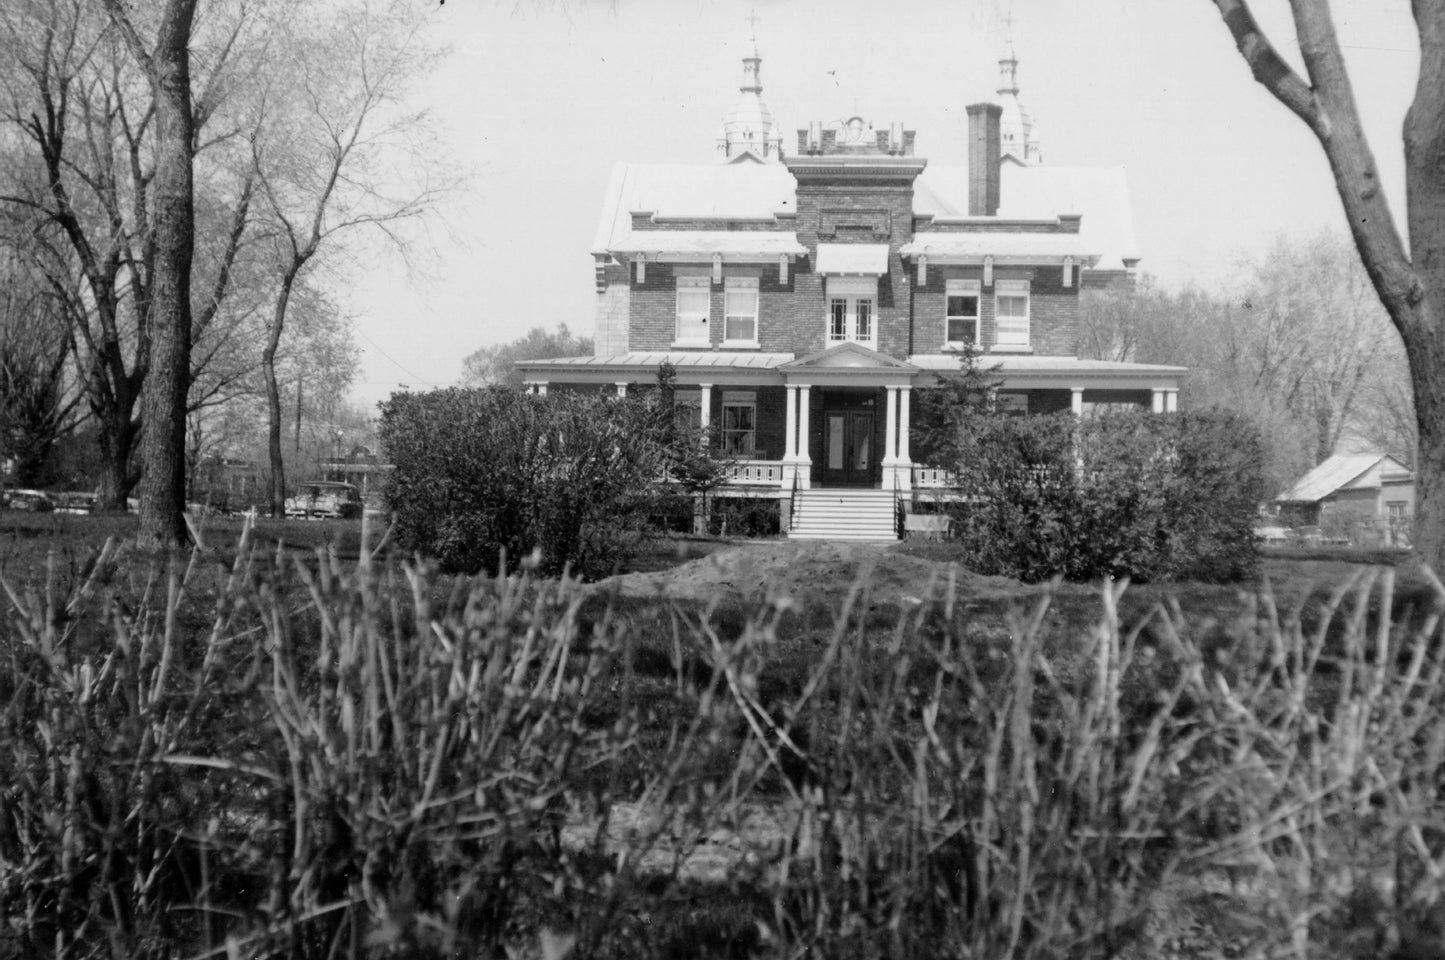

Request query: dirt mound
[{"left": 595, "top": 540, "right": 1025, "bottom": 608}]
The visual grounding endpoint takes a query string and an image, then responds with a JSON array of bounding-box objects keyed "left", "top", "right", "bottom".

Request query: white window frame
[
  {"left": 723, "top": 277, "right": 760, "bottom": 346},
  {"left": 824, "top": 277, "right": 878, "bottom": 348},
  {"left": 944, "top": 279, "right": 981, "bottom": 348},
  {"left": 721, "top": 391, "right": 757, "bottom": 456},
  {"left": 674, "top": 275, "right": 711, "bottom": 346},
  {"left": 994, "top": 278, "right": 1031, "bottom": 349}
]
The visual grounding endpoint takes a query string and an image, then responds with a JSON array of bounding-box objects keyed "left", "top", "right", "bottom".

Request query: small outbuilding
[{"left": 1274, "top": 452, "right": 1414, "bottom": 546}]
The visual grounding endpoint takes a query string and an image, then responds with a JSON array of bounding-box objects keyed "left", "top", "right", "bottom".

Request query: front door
[{"left": 822, "top": 410, "right": 875, "bottom": 486}]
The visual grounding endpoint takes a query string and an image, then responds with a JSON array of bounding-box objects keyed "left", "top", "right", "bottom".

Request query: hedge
[
  {"left": 379, "top": 387, "right": 667, "bottom": 576},
  {"left": 943, "top": 410, "right": 1266, "bottom": 582}
]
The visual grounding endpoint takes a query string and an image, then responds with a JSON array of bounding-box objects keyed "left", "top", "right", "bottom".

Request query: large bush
[
  {"left": 380, "top": 387, "right": 667, "bottom": 576},
  {"left": 944, "top": 410, "right": 1266, "bottom": 582}
]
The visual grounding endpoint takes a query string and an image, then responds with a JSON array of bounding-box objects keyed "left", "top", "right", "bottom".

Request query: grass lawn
[{"left": 1, "top": 512, "right": 1440, "bottom": 959}]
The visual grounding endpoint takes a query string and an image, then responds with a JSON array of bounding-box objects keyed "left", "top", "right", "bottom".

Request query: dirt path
[{"left": 595, "top": 540, "right": 1026, "bottom": 608}]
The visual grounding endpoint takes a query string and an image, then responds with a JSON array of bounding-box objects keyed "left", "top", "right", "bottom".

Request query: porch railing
[
  {"left": 912, "top": 466, "right": 959, "bottom": 488},
  {"left": 723, "top": 460, "right": 785, "bottom": 485}
]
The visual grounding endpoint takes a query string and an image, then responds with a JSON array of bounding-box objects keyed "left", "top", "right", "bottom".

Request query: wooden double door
[{"left": 819, "top": 392, "right": 878, "bottom": 487}]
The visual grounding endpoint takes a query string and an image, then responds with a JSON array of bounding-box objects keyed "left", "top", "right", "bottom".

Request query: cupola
[{"left": 718, "top": 25, "right": 783, "bottom": 163}]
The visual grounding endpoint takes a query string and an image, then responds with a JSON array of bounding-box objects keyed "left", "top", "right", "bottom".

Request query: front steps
[{"left": 788, "top": 488, "right": 900, "bottom": 541}]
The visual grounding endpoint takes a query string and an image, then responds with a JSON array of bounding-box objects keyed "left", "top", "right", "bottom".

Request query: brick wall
[
  {"left": 909, "top": 264, "right": 1079, "bottom": 356},
  {"left": 793, "top": 180, "right": 916, "bottom": 359},
  {"left": 625, "top": 262, "right": 803, "bottom": 352},
  {"left": 595, "top": 262, "right": 631, "bottom": 354}
]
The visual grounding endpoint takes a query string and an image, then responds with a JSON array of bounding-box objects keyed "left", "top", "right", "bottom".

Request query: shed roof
[{"left": 1275, "top": 452, "right": 1415, "bottom": 503}]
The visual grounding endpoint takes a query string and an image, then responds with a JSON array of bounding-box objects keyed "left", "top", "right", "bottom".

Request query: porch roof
[
  {"left": 909, "top": 354, "right": 1186, "bottom": 390},
  {"left": 516, "top": 351, "right": 795, "bottom": 385}
]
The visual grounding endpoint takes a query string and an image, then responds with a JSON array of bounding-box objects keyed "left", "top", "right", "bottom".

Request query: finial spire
[{"left": 719, "top": 13, "right": 781, "bottom": 162}]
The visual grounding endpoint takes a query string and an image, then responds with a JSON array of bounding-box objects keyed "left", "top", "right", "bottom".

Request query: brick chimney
[{"left": 966, "top": 102, "right": 1002, "bottom": 216}]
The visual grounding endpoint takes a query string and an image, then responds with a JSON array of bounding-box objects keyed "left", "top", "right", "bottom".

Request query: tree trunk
[
  {"left": 110, "top": 0, "right": 198, "bottom": 547},
  {"left": 264, "top": 271, "right": 298, "bottom": 518}
]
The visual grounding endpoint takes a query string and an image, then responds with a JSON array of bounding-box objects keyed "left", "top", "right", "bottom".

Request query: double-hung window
[
  {"left": 723, "top": 277, "right": 759, "bottom": 345},
  {"left": 994, "top": 279, "right": 1031, "bottom": 348},
  {"left": 825, "top": 277, "right": 877, "bottom": 347},
  {"left": 675, "top": 276, "right": 710, "bottom": 345},
  {"left": 721, "top": 391, "right": 756, "bottom": 455},
  {"left": 945, "top": 279, "right": 981, "bottom": 348}
]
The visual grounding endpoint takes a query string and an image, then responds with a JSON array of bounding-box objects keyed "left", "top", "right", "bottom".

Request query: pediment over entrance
[{"left": 780, "top": 342, "right": 919, "bottom": 371}]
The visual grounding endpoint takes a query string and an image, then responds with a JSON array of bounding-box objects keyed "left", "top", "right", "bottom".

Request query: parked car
[
  {"left": 284, "top": 481, "right": 363, "bottom": 519},
  {"left": 6, "top": 489, "right": 55, "bottom": 512},
  {"left": 55, "top": 492, "right": 98, "bottom": 515}
]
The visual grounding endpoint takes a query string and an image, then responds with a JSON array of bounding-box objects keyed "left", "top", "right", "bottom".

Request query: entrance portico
[{"left": 779, "top": 342, "right": 919, "bottom": 491}]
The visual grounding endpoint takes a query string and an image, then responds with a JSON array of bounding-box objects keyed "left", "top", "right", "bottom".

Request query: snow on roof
[
  {"left": 593, "top": 163, "right": 798, "bottom": 252},
  {"left": 609, "top": 232, "right": 806, "bottom": 257},
  {"left": 901, "top": 233, "right": 1100, "bottom": 264},
  {"left": 594, "top": 161, "right": 1140, "bottom": 272},
  {"left": 913, "top": 164, "right": 1141, "bottom": 271},
  {"left": 1276, "top": 452, "right": 1414, "bottom": 503}
]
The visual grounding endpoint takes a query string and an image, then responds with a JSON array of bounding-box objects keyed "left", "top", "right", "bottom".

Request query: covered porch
[{"left": 515, "top": 349, "right": 1187, "bottom": 500}]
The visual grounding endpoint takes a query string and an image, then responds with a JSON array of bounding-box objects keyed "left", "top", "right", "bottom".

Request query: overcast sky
[{"left": 339, "top": 0, "right": 1418, "bottom": 407}]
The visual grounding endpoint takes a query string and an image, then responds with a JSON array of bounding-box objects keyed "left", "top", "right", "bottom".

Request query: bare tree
[
  {"left": 461, "top": 323, "right": 595, "bottom": 388},
  {"left": 251, "top": 0, "right": 442, "bottom": 517},
  {"left": 0, "top": 0, "right": 253, "bottom": 532},
  {"left": 0, "top": 243, "right": 80, "bottom": 484},
  {"left": 1207, "top": 1, "right": 1445, "bottom": 567}
]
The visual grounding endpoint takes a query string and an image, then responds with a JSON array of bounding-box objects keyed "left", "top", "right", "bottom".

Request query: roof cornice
[{"left": 783, "top": 155, "right": 928, "bottom": 179}]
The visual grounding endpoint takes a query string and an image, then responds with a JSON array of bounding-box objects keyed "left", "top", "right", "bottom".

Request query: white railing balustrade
[
  {"left": 724, "top": 460, "right": 784, "bottom": 485},
  {"left": 912, "top": 466, "right": 959, "bottom": 488}
]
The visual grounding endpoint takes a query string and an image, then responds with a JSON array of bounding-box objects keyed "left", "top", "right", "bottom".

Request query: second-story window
[
  {"left": 945, "top": 279, "right": 981, "bottom": 348},
  {"left": 675, "top": 276, "right": 710, "bottom": 345},
  {"left": 995, "top": 279, "right": 1031, "bottom": 348},
  {"left": 825, "top": 277, "right": 878, "bottom": 346},
  {"left": 723, "top": 277, "right": 759, "bottom": 345}
]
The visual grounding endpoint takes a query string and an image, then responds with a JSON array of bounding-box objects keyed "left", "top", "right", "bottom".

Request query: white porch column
[
  {"left": 536, "top": 382, "right": 548, "bottom": 396},
  {"left": 782, "top": 383, "right": 800, "bottom": 491},
  {"left": 1071, "top": 387, "right": 1085, "bottom": 416},
  {"left": 897, "top": 385, "right": 912, "bottom": 491},
  {"left": 699, "top": 383, "right": 713, "bottom": 429},
  {"left": 784, "top": 384, "right": 799, "bottom": 460},
  {"left": 1151, "top": 389, "right": 1165, "bottom": 413},
  {"left": 1165, "top": 389, "right": 1179, "bottom": 413},
  {"left": 797, "top": 385, "right": 812, "bottom": 487},
  {"left": 615, "top": 382, "right": 628, "bottom": 398}
]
